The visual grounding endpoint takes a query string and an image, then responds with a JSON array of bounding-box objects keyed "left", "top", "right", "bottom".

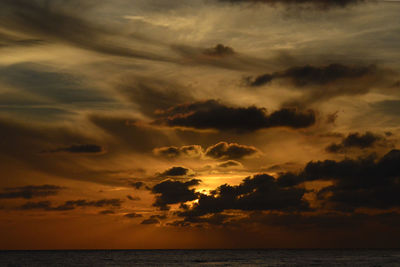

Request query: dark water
[{"left": 1, "top": 249, "right": 400, "bottom": 266}]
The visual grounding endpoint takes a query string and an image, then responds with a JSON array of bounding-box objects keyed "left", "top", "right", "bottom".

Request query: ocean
[{"left": 1, "top": 249, "right": 399, "bottom": 266}]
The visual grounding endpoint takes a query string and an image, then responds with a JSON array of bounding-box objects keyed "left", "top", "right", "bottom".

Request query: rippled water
[{"left": 1, "top": 249, "right": 400, "bottom": 266}]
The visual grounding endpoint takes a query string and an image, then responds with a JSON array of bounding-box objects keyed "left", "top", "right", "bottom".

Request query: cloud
[
  {"left": 154, "top": 100, "right": 316, "bottom": 132},
  {"left": 0, "top": 185, "right": 64, "bottom": 199},
  {"left": 129, "top": 182, "right": 146, "bottom": 190},
  {"left": 153, "top": 145, "right": 204, "bottom": 159},
  {"left": 325, "top": 132, "right": 389, "bottom": 153},
  {"left": 126, "top": 195, "right": 141, "bottom": 201},
  {"left": 245, "top": 64, "right": 391, "bottom": 105},
  {"left": 159, "top": 166, "right": 190, "bottom": 177},
  {"left": 151, "top": 179, "right": 201, "bottom": 210},
  {"left": 20, "top": 198, "right": 123, "bottom": 211},
  {"left": 0, "top": 0, "right": 173, "bottom": 62},
  {"left": 140, "top": 214, "right": 167, "bottom": 224},
  {"left": 47, "top": 144, "right": 104, "bottom": 154},
  {"left": 247, "top": 64, "right": 376, "bottom": 87},
  {"left": 124, "top": 212, "right": 143, "bottom": 218},
  {"left": 203, "top": 44, "right": 235, "bottom": 57},
  {"left": 141, "top": 217, "right": 160, "bottom": 225},
  {"left": 99, "top": 210, "right": 115, "bottom": 215},
  {"left": 217, "top": 160, "right": 243, "bottom": 168},
  {"left": 205, "top": 142, "right": 259, "bottom": 160},
  {"left": 276, "top": 149, "right": 400, "bottom": 210},
  {"left": 176, "top": 174, "right": 310, "bottom": 221}
]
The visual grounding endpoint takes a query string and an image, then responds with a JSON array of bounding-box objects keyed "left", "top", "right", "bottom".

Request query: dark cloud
[
  {"left": 160, "top": 167, "right": 190, "bottom": 177},
  {"left": 247, "top": 64, "right": 376, "bottom": 87},
  {"left": 245, "top": 64, "right": 388, "bottom": 105},
  {"left": 129, "top": 182, "right": 146, "bottom": 190},
  {"left": 99, "top": 210, "right": 115, "bottom": 215},
  {"left": 127, "top": 195, "right": 141, "bottom": 201},
  {"left": 0, "top": 185, "right": 64, "bottom": 199},
  {"left": 20, "top": 201, "right": 53, "bottom": 211},
  {"left": 155, "top": 100, "right": 316, "bottom": 132},
  {"left": 217, "top": 160, "right": 243, "bottom": 168},
  {"left": 153, "top": 145, "right": 203, "bottom": 159},
  {"left": 152, "top": 179, "right": 201, "bottom": 210},
  {"left": 20, "top": 198, "right": 123, "bottom": 211},
  {"left": 203, "top": 44, "right": 235, "bottom": 57},
  {"left": 276, "top": 149, "right": 400, "bottom": 210},
  {"left": 140, "top": 214, "right": 167, "bottom": 224},
  {"left": 141, "top": 217, "right": 160, "bottom": 225},
  {"left": 219, "top": 0, "right": 365, "bottom": 9},
  {"left": 47, "top": 144, "right": 104, "bottom": 154},
  {"left": 124, "top": 212, "right": 143, "bottom": 218},
  {"left": 326, "top": 132, "right": 387, "bottom": 153},
  {"left": 176, "top": 174, "right": 310, "bottom": 221},
  {"left": 326, "top": 111, "right": 339, "bottom": 124},
  {"left": 205, "top": 142, "right": 259, "bottom": 160}
]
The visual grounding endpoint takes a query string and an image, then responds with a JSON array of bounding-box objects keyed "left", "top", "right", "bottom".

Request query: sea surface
[{"left": 1, "top": 249, "right": 400, "bottom": 266}]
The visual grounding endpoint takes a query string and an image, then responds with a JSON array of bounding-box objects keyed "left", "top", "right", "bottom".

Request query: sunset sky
[{"left": 1, "top": 0, "right": 400, "bottom": 249}]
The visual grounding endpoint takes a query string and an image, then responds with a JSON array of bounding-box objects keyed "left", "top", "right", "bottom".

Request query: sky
[{"left": 0, "top": 0, "right": 400, "bottom": 249}]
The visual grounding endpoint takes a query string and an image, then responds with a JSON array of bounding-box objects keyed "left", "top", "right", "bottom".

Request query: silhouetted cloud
[
  {"left": 141, "top": 217, "right": 160, "bottom": 225},
  {"left": 205, "top": 142, "right": 259, "bottom": 160},
  {"left": 276, "top": 149, "right": 400, "bottom": 210},
  {"left": 140, "top": 214, "right": 167, "bottom": 224},
  {"left": 20, "top": 198, "right": 123, "bottom": 211},
  {"left": 160, "top": 167, "right": 190, "bottom": 177},
  {"left": 247, "top": 64, "right": 376, "bottom": 87},
  {"left": 129, "top": 182, "right": 145, "bottom": 190},
  {"left": 246, "top": 64, "right": 392, "bottom": 105},
  {"left": 152, "top": 179, "right": 201, "bottom": 210},
  {"left": 176, "top": 174, "right": 309, "bottom": 221},
  {"left": 99, "top": 210, "right": 115, "bottom": 215},
  {"left": 155, "top": 100, "right": 316, "bottom": 132},
  {"left": 47, "top": 144, "right": 104, "bottom": 154},
  {"left": 203, "top": 44, "right": 235, "bottom": 57},
  {"left": 217, "top": 160, "right": 243, "bottom": 168},
  {"left": 153, "top": 145, "right": 203, "bottom": 159},
  {"left": 124, "top": 212, "right": 143, "bottom": 218},
  {"left": 0, "top": 185, "right": 64, "bottom": 199},
  {"left": 326, "top": 132, "right": 388, "bottom": 153},
  {"left": 127, "top": 195, "right": 141, "bottom": 201}
]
